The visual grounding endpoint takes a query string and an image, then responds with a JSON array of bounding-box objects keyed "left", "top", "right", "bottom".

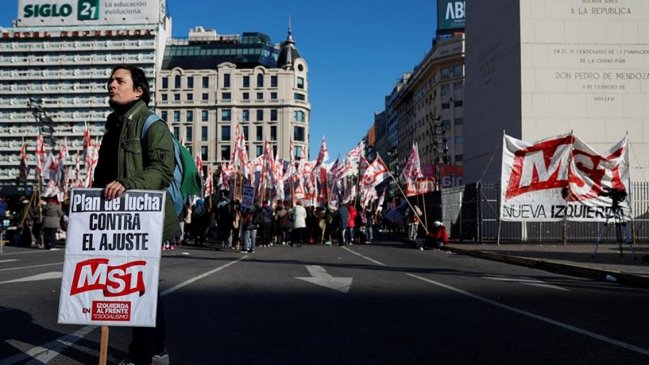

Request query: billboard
[
  {"left": 437, "top": 0, "right": 465, "bottom": 33},
  {"left": 16, "top": 0, "right": 165, "bottom": 27}
]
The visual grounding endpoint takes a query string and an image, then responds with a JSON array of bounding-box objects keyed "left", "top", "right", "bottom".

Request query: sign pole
[{"left": 98, "top": 326, "right": 109, "bottom": 365}]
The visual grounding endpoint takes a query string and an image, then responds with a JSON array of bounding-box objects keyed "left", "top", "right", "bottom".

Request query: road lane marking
[
  {"left": 0, "top": 259, "right": 18, "bottom": 263},
  {"left": 296, "top": 265, "right": 353, "bottom": 293},
  {"left": 342, "top": 246, "right": 386, "bottom": 266},
  {"left": 483, "top": 276, "right": 570, "bottom": 292},
  {"left": 344, "top": 246, "right": 649, "bottom": 357},
  {"left": 407, "top": 273, "right": 649, "bottom": 357},
  {"left": 0, "top": 255, "right": 247, "bottom": 365},
  {"left": 0, "top": 263, "right": 62, "bottom": 272},
  {"left": 0, "top": 272, "right": 62, "bottom": 284}
]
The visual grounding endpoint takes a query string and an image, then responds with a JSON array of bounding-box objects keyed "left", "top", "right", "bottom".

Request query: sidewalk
[{"left": 443, "top": 242, "right": 649, "bottom": 288}]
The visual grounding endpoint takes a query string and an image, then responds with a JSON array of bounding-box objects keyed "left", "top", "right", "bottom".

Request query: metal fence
[{"left": 420, "top": 182, "right": 649, "bottom": 243}]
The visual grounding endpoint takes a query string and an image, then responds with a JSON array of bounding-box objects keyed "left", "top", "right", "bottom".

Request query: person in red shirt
[
  {"left": 424, "top": 221, "right": 448, "bottom": 250},
  {"left": 347, "top": 204, "right": 357, "bottom": 244}
]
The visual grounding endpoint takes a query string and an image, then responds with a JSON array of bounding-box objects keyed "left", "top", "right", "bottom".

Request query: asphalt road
[{"left": 1, "top": 237, "right": 649, "bottom": 365}]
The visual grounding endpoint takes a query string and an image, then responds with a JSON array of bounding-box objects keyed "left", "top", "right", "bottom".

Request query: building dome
[{"left": 277, "top": 25, "right": 301, "bottom": 69}]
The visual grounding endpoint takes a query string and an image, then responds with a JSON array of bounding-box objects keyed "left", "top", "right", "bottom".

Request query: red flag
[
  {"left": 19, "top": 143, "right": 27, "bottom": 180},
  {"left": 361, "top": 155, "right": 390, "bottom": 188},
  {"left": 195, "top": 154, "right": 204, "bottom": 179},
  {"left": 315, "top": 136, "right": 329, "bottom": 168},
  {"left": 35, "top": 133, "right": 46, "bottom": 176},
  {"left": 401, "top": 143, "right": 423, "bottom": 183}
]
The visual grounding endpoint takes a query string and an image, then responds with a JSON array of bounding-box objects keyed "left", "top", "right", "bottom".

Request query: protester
[
  {"left": 335, "top": 204, "right": 349, "bottom": 245},
  {"left": 260, "top": 200, "right": 274, "bottom": 247},
  {"left": 93, "top": 64, "right": 178, "bottom": 365},
  {"left": 275, "top": 202, "right": 292, "bottom": 245},
  {"left": 365, "top": 207, "right": 374, "bottom": 243},
  {"left": 291, "top": 200, "right": 307, "bottom": 247},
  {"left": 347, "top": 204, "right": 357, "bottom": 244},
  {"left": 41, "top": 196, "right": 62, "bottom": 250},
  {"left": 424, "top": 221, "right": 448, "bottom": 250}
]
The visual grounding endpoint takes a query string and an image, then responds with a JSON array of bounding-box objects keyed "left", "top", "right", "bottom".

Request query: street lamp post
[{"left": 429, "top": 115, "right": 448, "bottom": 190}]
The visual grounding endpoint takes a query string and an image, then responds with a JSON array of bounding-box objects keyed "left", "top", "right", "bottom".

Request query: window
[
  {"left": 243, "top": 126, "right": 249, "bottom": 140},
  {"left": 221, "top": 145, "right": 231, "bottom": 161},
  {"left": 174, "top": 75, "right": 181, "bottom": 88},
  {"left": 294, "top": 126, "right": 305, "bottom": 141},
  {"left": 202, "top": 110, "right": 209, "bottom": 122},
  {"left": 187, "top": 110, "right": 193, "bottom": 122},
  {"left": 223, "top": 74, "right": 230, "bottom": 88},
  {"left": 271, "top": 75, "right": 278, "bottom": 87},
  {"left": 256, "top": 92, "right": 263, "bottom": 100},
  {"left": 256, "top": 74, "right": 264, "bottom": 87},
  {"left": 174, "top": 93, "right": 180, "bottom": 101},
  {"left": 270, "top": 92, "right": 277, "bottom": 100},
  {"left": 187, "top": 77, "right": 194, "bottom": 88},
  {"left": 173, "top": 127, "right": 179, "bottom": 139},
  {"left": 256, "top": 109, "right": 263, "bottom": 121},
  {"left": 243, "top": 75, "right": 250, "bottom": 88},
  {"left": 255, "top": 145, "right": 263, "bottom": 157},
  {"left": 242, "top": 92, "right": 249, "bottom": 100},
  {"left": 186, "top": 126, "right": 193, "bottom": 142},
  {"left": 270, "top": 125, "right": 277, "bottom": 141},
  {"left": 201, "top": 146, "right": 208, "bottom": 161},
  {"left": 161, "top": 94, "right": 168, "bottom": 101},
  {"left": 221, "top": 125, "right": 231, "bottom": 141},
  {"left": 256, "top": 126, "right": 263, "bottom": 141},
  {"left": 161, "top": 77, "right": 168, "bottom": 89},
  {"left": 454, "top": 99, "right": 463, "bottom": 107},
  {"left": 187, "top": 93, "right": 193, "bottom": 101},
  {"left": 202, "top": 76, "right": 209, "bottom": 88},
  {"left": 294, "top": 110, "right": 305, "bottom": 122},
  {"left": 222, "top": 109, "right": 231, "bottom": 121},
  {"left": 173, "top": 111, "right": 180, "bottom": 123},
  {"left": 242, "top": 109, "right": 250, "bottom": 122},
  {"left": 297, "top": 77, "right": 304, "bottom": 89},
  {"left": 455, "top": 136, "right": 464, "bottom": 144},
  {"left": 441, "top": 68, "right": 451, "bottom": 80},
  {"left": 270, "top": 109, "right": 278, "bottom": 121},
  {"left": 186, "top": 146, "right": 192, "bottom": 155},
  {"left": 454, "top": 118, "right": 463, "bottom": 126},
  {"left": 202, "top": 93, "right": 209, "bottom": 100},
  {"left": 441, "top": 84, "right": 450, "bottom": 96},
  {"left": 202, "top": 126, "right": 208, "bottom": 141},
  {"left": 161, "top": 111, "right": 168, "bottom": 120},
  {"left": 293, "top": 145, "right": 303, "bottom": 159},
  {"left": 294, "top": 93, "right": 305, "bottom": 101},
  {"left": 222, "top": 92, "right": 231, "bottom": 100},
  {"left": 453, "top": 81, "right": 463, "bottom": 91},
  {"left": 453, "top": 64, "right": 463, "bottom": 77}
]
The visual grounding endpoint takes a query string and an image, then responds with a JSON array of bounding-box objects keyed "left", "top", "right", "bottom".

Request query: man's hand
[{"left": 103, "top": 181, "right": 126, "bottom": 200}]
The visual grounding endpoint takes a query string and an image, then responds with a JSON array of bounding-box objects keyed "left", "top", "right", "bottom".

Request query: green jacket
[{"left": 94, "top": 100, "right": 181, "bottom": 241}]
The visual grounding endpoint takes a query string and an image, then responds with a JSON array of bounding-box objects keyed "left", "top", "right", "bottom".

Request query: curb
[{"left": 444, "top": 246, "right": 649, "bottom": 289}]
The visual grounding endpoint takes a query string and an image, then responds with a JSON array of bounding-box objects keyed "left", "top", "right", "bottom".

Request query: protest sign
[
  {"left": 58, "top": 188, "right": 165, "bottom": 327},
  {"left": 241, "top": 184, "right": 255, "bottom": 209}
]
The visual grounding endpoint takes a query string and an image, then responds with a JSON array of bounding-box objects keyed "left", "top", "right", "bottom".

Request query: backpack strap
[{"left": 141, "top": 113, "right": 161, "bottom": 140}]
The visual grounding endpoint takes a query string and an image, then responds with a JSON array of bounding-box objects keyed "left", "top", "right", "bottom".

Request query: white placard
[{"left": 58, "top": 188, "right": 165, "bottom": 327}]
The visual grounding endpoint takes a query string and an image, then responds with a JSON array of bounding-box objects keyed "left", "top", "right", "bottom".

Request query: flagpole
[{"left": 389, "top": 172, "right": 429, "bottom": 235}]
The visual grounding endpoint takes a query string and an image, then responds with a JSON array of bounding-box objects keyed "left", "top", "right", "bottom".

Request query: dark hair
[{"left": 108, "top": 65, "right": 151, "bottom": 105}]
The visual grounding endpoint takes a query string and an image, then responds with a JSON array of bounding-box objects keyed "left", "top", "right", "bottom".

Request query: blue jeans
[{"left": 243, "top": 229, "right": 257, "bottom": 251}]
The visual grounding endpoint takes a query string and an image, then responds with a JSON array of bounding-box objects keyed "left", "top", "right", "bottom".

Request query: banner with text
[
  {"left": 500, "top": 133, "right": 630, "bottom": 222},
  {"left": 58, "top": 188, "right": 165, "bottom": 327}
]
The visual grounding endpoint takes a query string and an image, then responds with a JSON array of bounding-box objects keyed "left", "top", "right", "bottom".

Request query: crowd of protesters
[{"left": 169, "top": 190, "right": 389, "bottom": 252}]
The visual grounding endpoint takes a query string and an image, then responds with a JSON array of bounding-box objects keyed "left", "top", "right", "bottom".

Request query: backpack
[{"left": 142, "top": 114, "right": 202, "bottom": 216}]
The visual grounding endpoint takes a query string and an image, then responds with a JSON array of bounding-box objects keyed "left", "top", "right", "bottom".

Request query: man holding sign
[{"left": 94, "top": 65, "right": 180, "bottom": 365}]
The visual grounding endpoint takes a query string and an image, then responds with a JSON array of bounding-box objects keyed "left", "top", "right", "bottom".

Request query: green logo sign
[
  {"left": 77, "top": 0, "right": 99, "bottom": 20},
  {"left": 437, "top": 0, "right": 465, "bottom": 32},
  {"left": 23, "top": 3, "right": 73, "bottom": 18}
]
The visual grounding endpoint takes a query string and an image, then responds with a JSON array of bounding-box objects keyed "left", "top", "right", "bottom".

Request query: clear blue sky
[{"left": 0, "top": 0, "right": 438, "bottom": 160}]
